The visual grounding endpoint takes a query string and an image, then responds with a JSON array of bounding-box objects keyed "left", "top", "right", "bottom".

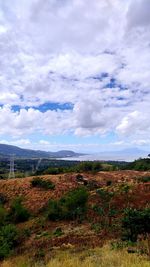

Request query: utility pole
[{"left": 8, "top": 155, "right": 15, "bottom": 179}]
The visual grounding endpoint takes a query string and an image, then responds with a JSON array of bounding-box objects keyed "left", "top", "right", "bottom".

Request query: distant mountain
[{"left": 0, "top": 144, "right": 84, "bottom": 159}]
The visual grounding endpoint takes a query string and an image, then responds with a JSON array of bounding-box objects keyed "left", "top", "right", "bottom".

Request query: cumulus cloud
[
  {"left": 127, "top": 0, "right": 150, "bottom": 28},
  {"left": 0, "top": 0, "right": 149, "bottom": 150}
]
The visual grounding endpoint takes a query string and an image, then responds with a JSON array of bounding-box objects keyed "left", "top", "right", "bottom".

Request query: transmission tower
[
  {"left": 35, "top": 158, "right": 42, "bottom": 171},
  {"left": 8, "top": 155, "right": 15, "bottom": 179}
]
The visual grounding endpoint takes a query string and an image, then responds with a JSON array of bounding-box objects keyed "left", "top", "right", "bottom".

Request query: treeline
[
  {"left": 124, "top": 158, "right": 150, "bottom": 171},
  {"left": 35, "top": 161, "right": 116, "bottom": 175},
  {"left": 0, "top": 159, "right": 80, "bottom": 179}
]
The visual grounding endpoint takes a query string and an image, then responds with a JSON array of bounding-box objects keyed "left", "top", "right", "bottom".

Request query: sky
[{"left": 0, "top": 0, "right": 150, "bottom": 153}]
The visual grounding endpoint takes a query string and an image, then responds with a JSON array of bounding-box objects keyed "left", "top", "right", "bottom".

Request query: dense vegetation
[
  {"left": 1, "top": 157, "right": 150, "bottom": 180},
  {"left": 0, "top": 158, "right": 118, "bottom": 178},
  {"left": 46, "top": 187, "right": 88, "bottom": 221},
  {"left": 0, "top": 197, "right": 30, "bottom": 259},
  {"left": 125, "top": 158, "right": 150, "bottom": 171}
]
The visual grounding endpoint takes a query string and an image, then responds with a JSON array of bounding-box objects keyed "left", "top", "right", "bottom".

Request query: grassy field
[{"left": 2, "top": 244, "right": 150, "bottom": 267}]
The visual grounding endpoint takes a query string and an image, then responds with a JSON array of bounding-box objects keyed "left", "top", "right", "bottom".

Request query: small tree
[
  {"left": 93, "top": 189, "right": 116, "bottom": 228},
  {"left": 0, "top": 224, "right": 18, "bottom": 259},
  {"left": 122, "top": 208, "right": 150, "bottom": 256},
  {"left": 8, "top": 197, "right": 30, "bottom": 223},
  {"left": 46, "top": 187, "right": 88, "bottom": 221},
  {"left": 0, "top": 205, "right": 7, "bottom": 227}
]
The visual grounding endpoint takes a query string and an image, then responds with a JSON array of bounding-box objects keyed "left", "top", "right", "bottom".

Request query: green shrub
[
  {"left": 77, "top": 161, "right": 102, "bottom": 173},
  {"left": 0, "top": 205, "right": 7, "bottom": 226},
  {"left": 119, "top": 184, "right": 131, "bottom": 194},
  {"left": 46, "top": 199, "right": 62, "bottom": 221},
  {"left": 126, "top": 158, "right": 150, "bottom": 171},
  {"left": 0, "top": 193, "right": 7, "bottom": 205},
  {"left": 44, "top": 168, "right": 61, "bottom": 175},
  {"left": 46, "top": 187, "right": 88, "bottom": 221},
  {"left": 122, "top": 208, "right": 150, "bottom": 242},
  {"left": 106, "top": 180, "right": 112, "bottom": 186},
  {"left": 53, "top": 227, "right": 63, "bottom": 237},
  {"left": 0, "top": 224, "right": 18, "bottom": 259},
  {"left": 138, "top": 176, "right": 150, "bottom": 183},
  {"left": 91, "top": 223, "right": 102, "bottom": 233},
  {"left": 8, "top": 197, "right": 30, "bottom": 223},
  {"left": 31, "top": 177, "right": 55, "bottom": 190},
  {"left": 60, "top": 187, "right": 88, "bottom": 220}
]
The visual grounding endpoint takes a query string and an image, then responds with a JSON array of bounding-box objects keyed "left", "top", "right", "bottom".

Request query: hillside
[{"left": 0, "top": 170, "right": 150, "bottom": 264}]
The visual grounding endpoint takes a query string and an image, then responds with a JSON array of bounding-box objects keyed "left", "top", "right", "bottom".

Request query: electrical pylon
[{"left": 8, "top": 155, "right": 15, "bottom": 179}]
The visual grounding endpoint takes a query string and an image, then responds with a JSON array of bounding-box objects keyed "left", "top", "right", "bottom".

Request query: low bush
[
  {"left": 138, "top": 176, "right": 150, "bottom": 183},
  {"left": 0, "top": 224, "right": 18, "bottom": 259},
  {"left": 106, "top": 180, "right": 112, "bottom": 186},
  {"left": 8, "top": 197, "right": 30, "bottom": 223},
  {"left": 0, "top": 205, "right": 7, "bottom": 227},
  {"left": 46, "top": 187, "right": 88, "bottom": 221},
  {"left": 122, "top": 208, "right": 150, "bottom": 243},
  {"left": 0, "top": 193, "right": 7, "bottom": 205},
  {"left": 46, "top": 199, "right": 62, "bottom": 221},
  {"left": 31, "top": 177, "right": 55, "bottom": 190},
  {"left": 53, "top": 227, "right": 63, "bottom": 237},
  {"left": 91, "top": 223, "right": 102, "bottom": 233}
]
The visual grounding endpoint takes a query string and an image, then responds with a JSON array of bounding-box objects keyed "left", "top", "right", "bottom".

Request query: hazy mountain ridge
[{"left": 0, "top": 144, "right": 84, "bottom": 159}]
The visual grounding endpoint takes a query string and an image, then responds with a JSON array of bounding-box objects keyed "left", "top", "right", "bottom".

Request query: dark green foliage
[
  {"left": 87, "top": 180, "right": 99, "bottom": 190},
  {"left": 138, "top": 176, "right": 150, "bottom": 183},
  {"left": 0, "top": 205, "right": 7, "bottom": 227},
  {"left": 119, "top": 184, "right": 131, "bottom": 194},
  {"left": 93, "top": 205, "right": 105, "bottom": 216},
  {"left": 46, "top": 187, "right": 88, "bottom": 221},
  {"left": 44, "top": 167, "right": 62, "bottom": 175},
  {"left": 8, "top": 197, "right": 30, "bottom": 223},
  {"left": 0, "top": 193, "right": 7, "bottom": 205},
  {"left": 126, "top": 158, "right": 150, "bottom": 171},
  {"left": 60, "top": 187, "right": 88, "bottom": 220},
  {"left": 110, "top": 240, "right": 135, "bottom": 250},
  {"left": 106, "top": 180, "right": 112, "bottom": 186},
  {"left": 53, "top": 227, "right": 63, "bottom": 237},
  {"left": 122, "top": 208, "right": 150, "bottom": 242},
  {"left": 91, "top": 223, "right": 102, "bottom": 233},
  {"left": 34, "top": 248, "right": 45, "bottom": 260},
  {"left": 43, "top": 161, "right": 103, "bottom": 175},
  {"left": 93, "top": 189, "right": 116, "bottom": 228},
  {"left": 0, "top": 224, "right": 18, "bottom": 259},
  {"left": 97, "top": 188, "right": 114, "bottom": 203},
  {"left": 77, "top": 161, "right": 102, "bottom": 173},
  {"left": 31, "top": 177, "right": 55, "bottom": 190},
  {"left": 76, "top": 174, "right": 84, "bottom": 181},
  {"left": 22, "top": 228, "right": 31, "bottom": 238},
  {"left": 46, "top": 200, "right": 62, "bottom": 221},
  {"left": 0, "top": 157, "right": 124, "bottom": 178}
]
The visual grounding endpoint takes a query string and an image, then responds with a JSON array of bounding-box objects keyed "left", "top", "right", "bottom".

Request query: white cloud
[
  {"left": 127, "top": 0, "right": 150, "bottom": 28},
  {"left": 0, "top": 0, "right": 149, "bottom": 150}
]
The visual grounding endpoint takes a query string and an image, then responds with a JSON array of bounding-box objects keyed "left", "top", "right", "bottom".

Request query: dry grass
[{"left": 1, "top": 244, "right": 150, "bottom": 267}]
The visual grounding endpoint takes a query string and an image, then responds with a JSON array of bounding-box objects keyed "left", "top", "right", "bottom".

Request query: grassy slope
[{"left": 2, "top": 244, "right": 150, "bottom": 267}]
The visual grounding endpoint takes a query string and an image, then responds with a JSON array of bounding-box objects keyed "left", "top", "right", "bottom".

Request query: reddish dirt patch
[{"left": 0, "top": 171, "right": 150, "bottom": 213}]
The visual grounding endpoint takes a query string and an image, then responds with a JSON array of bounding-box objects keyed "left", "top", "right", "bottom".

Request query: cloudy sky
[{"left": 0, "top": 0, "right": 150, "bottom": 153}]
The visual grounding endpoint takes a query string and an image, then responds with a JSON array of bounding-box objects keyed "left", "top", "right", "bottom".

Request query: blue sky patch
[{"left": 11, "top": 102, "right": 74, "bottom": 113}]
